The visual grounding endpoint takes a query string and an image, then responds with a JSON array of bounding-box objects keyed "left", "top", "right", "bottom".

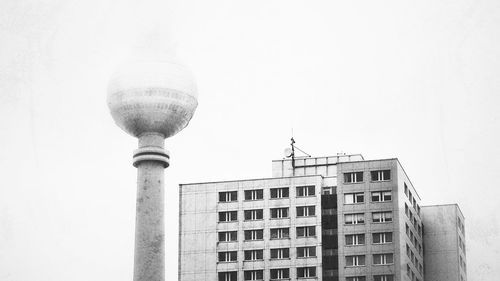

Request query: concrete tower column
[
  {"left": 132, "top": 133, "right": 169, "bottom": 281},
  {"left": 108, "top": 59, "right": 198, "bottom": 281}
]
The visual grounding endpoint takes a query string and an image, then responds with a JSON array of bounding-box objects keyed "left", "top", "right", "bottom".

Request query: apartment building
[{"left": 179, "top": 154, "right": 464, "bottom": 281}]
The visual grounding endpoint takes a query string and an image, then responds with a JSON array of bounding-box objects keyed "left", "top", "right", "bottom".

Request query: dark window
[
  {"left": 244, "top": 189, "right": 263, "bottom": 200},
  {"left": 270, "top": 248, "right": 289, "bottom": 259},
  {"left": 270, "top": 268, "right": 290, "bottom": 279},
  {"left": 345, "top": 234, "right": 365, "bottom": 246},
  {"left": 371, "top": 170, "right": 391, "bottom": 181},
  {"left": 270, "top": 207, "right": 289, "bottom": 219},
  {"left": 219, "top": 191, "right": 237, "bottom": 202},
  {"left": 374, "top": 275, "right": 394, "bottom": 281},
  {"left": 371, "top": 191, "right": 392, "bottom": 202},
  {"left": 244, "top": 209, "right": 263, "bottom": 221},
  {"left": 244, "top": 270, "right": 263, "bottom": 281},
  {"left": 344, "top": 172, "right": 363, "bottom": 183},
  {"left": 372, "top": 232, "right": 393, "bottom": 244},
  {"left": 218, "top": 251, "right": 237, "bottom": 262},
  {"left": 346, "top": 277, "right": 366, "bottom": 281},
  {"left": 270, "top": 187, "right": 289, "bottom": 199},
  {"left": 270, "top": 227, "right": 289, "bottom": 239},
  {"left": 218, "top": 231, "right": 237, "bottom": 242},
  {"left": 218, "top": 271, "right": 237, "bottom": 281},
  {"left": 297, "top": 246, "right": 316, "bottom": 257},
  {"left": 219, "top": 211, "right": 238, "bottom": 222},
  {"left": 244, "top": 229, "right": 263, "bottom": 241},
  {"left": 296, "top": 206, "right": 315, "bottom": 217},
  {"left": 296, "top": 186, "right": 315, "bottom": 197},
  {"left": 296, "top": 226, "right": 316, "bottom": 237},
  {"left": 297, "top": 267, "right": 316, "bottom": 278},
  {"left": 244, "top": 249, "right": 263, "bottom": 260}
]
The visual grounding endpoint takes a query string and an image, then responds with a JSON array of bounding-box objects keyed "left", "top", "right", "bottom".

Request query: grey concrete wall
[
  {"left": 422, "top": 205, "right": 466, "bottom": 281},
  {"left": 336, "top": 159, "right": 401, "bottom": 280},
  {"left": 179, "top": 175, "right": 325, "bottom": 281}
]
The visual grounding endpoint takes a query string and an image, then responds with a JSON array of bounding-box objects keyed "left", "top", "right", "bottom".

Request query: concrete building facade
[
  {"left": 421, "top": 205, "right": 467, "bottom": 281},
  {"left": 179, "top": 154, "right": 465, "bottom": 281}
]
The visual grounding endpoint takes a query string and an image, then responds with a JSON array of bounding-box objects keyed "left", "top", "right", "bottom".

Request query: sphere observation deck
[{"left": 107, "top": 60, "right": 198, "bottom": 139}]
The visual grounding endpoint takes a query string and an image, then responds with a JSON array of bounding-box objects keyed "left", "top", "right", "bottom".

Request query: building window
[
  {"left": 297, "top": 267, "right": 316, "bottom": 278},
  {"left": 270, "top": 207, "right": 289, "bottom": 219},
  {"left": 297, "top": 246, "right": 316, "bottom": 258},
  {"left": 372, "top": 211, "right": 393, "bottom": 223},
  {"left": 270, "top": 248, "right": 289, "bottom": 259},
  {"left": 344, "top": 213, "right": 365, "bottom": 225},
  {"left": 374, "top": 275, "right": 394, "bottom": 281},
  {"left": 372, "top": 232, "right": 393, "bottom": 244},
  {"left": 270, "top": 187, "right": 289, "bottom": 199},
  {"left": 371, "top": 191, "right": 391, "bottom": 202},
  {"left": 218, "top": 231, "right": 237, "bottom": 242},
  {"left": 373, "top": 253, "right": 394, "bottom": 265},
  {"left": 270, "top": 227, "right": 290, "bottom": 239},
  {"left": 244, "top": 229, "right": 263, "bottom": 241},
  {"left": 344, "top": 172, "right": 363, "bottom": 183},
  {"left": 371, "top": 170, "right": 390, "bottom": 181},
  {"left": 244, "top": 249, "right": 263, "bottom": 261},
  {"left": 345, "top": 234, "right": 365, "bottom": 246},
  {"left": 244, "top": 189, "right": 263, "bottom": 201},
  {"left": 404, "top": 183, "right": 408, "bottom": 196},
  {"left": 219, "top": 211, "right": 238, "bottom": 222},
  {"left": 297, "top": 206, "right": 316, "bottom": 217},
  {"left": 409, "top": 191, "right": 413, "bottom": 202},
  {"left": 219, "top": 271, "right": 237, "bottom": 281},
  {"left": 346, "top": 277, "right": 366, "bottom": 281},
  {"left": 244, "top": 209, "right": 263, "bottom": 221},
  {"left": 270, "top": 268, "right": 290, "bottom": 280},
  {"left": 218, "top": 251, "right": 237, "bottom": 262},
  {"left": 296, "top": 226, "right": 316, "bottom": 237},
  {"left": 344, "top": 193, "right": 364, "bottom": 204},
  {"left": 219, "top": 191, "right": 237, "bottom": 202},
  {"left": 322, "top": 186, "right": 333, "bottom": 195},
  {"left": 345, "top": 255, "right": 365, "bottom": 266},
  {"left": 296, "top": 186, "right": 315, "bottom": 197},
  {"left": 244, "top": 270, "right": 263, "bottom": 281}
]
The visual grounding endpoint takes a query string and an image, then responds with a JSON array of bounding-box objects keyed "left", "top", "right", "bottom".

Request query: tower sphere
[{"left": 107, "top": 60, "right": 198, "bottom": 139}]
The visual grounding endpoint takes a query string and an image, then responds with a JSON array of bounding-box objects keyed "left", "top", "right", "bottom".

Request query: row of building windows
[
  {"left": 218, "top": 226, "right": 316, "bottom": 242},
  {"left": 219, "top": 269, "right": 395, "bottom": 281},
  {"left": 346, "top": 276, "right": 394, "bottom": 281},
  {"left": 345, "top": 253, "right": 394, "bottom": 266},
  {"left": 406, "top": 244, "right": 423, "bottom": 274},
  {"left": 404, "top": 183, "right": 421, "bottom": 216},
  {"left": 405, "top": 223, "right": 422, "bottom": 256},
  {"left": 405, "top": 203, "right": 422, "bottom": 237},
  {"left": 344, "top": 211, "right": 393, "bottom": 224},
  {"left": 344, "top": 191, "right": 392, "bottom": 204},
  {"left": 407, "top": 264, "right": 421, "bottom": 281},
  {"left": 219, "top": 186, "right": 315, "bottom": 202},
  {"left": 218, "top": 246, "right": 317, "bottom": 262},
  {"left": 219, "top": 206, "right": 316, "bottom": 222},
  {"left": 345, "top": 232, "right": 393, "bottom": 245},
  {"left": 218, "top": 267, "right": 315, "bottom": 281},
  {"left": 344, "top": 170, "right": 391, "bottom": 184}
]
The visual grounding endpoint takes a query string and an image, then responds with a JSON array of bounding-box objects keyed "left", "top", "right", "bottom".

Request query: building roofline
[
  {"left": 179, "top": 174, "right": 324, "bottom": 187},
  {"left": 421, "top": 203, "right": 465, "bottom": 219}
]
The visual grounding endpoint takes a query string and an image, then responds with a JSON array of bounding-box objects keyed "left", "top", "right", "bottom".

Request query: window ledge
[
  {"left": 244, "top": 239, "right": 264, "bottom": 242},
  {"left": 297, "top": 256, "right": 317, "bottom": 259},
  {"left": 244, "top": 219, "right": 264, "bottom": 222},
  {"left": 270, "top": 197, "right": 290, "bottom": 200},
  {"left": 270, "top": 237, "right": 291, "bottom": 240},
  {"left": 217, "top": 261, "right": 238, "bottom": 264},
  {"left": 244, "top": 199, "right": 264, "bottom": 202}
]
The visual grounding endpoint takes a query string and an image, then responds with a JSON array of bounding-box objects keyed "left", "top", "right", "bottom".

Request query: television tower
[{"left": 107, "top": 55, "right": 198, "bottom": 281}]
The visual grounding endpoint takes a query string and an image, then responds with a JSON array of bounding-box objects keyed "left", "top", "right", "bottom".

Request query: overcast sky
[{"left": 1, "top": 0, "right": 499, "bottom": 280}]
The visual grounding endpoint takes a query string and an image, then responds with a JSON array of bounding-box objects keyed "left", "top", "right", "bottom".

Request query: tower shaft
[{"left": 133, "top": 134, "right": 169, "bottom": 281}]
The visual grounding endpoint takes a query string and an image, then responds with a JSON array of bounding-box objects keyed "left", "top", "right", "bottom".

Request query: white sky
[{"left": 0, "top": 0, "right": 499, "bottom": 280}]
